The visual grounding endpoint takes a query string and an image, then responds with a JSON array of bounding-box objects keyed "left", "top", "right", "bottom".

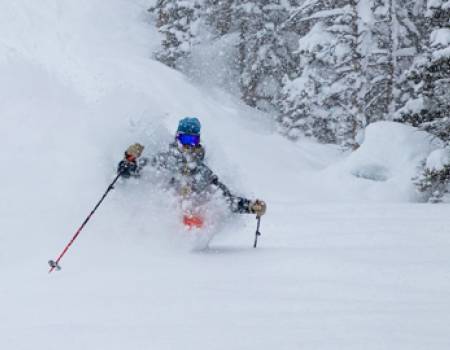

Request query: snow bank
[
  {"left": 426, "top": 147, "right": 450, "bottom": 171},
  {"left": 335, "top": 121, "right": 442, "bottom": 201}
]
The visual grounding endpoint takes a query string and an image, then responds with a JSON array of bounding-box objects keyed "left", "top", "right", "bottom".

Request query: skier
[{"left": 117, "top": 117, "right": 266, "bottom": 228}]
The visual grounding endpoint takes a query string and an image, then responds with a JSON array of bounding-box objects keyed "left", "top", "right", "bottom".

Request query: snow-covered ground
[{"left": 1, "top": 1, "right": 450, "bottom": 349}]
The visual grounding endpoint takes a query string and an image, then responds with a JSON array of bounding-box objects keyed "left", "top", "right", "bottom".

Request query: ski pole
[
  {"left": 48, "top": 172, "right": 122, "bottom": 273},
  {"left": 253, "top": 215, "right": 261, "bottom": 248}
]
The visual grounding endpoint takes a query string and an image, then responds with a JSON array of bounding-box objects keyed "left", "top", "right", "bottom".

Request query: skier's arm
[
  {"left": 212, "top": 177, "right": 252, "bottom": 213},
  {"left": 210, "top": 175, "right": 266, "bottom": 215},
  {"left": 118, "top": 141, "right": 176, "bottom": 179}
]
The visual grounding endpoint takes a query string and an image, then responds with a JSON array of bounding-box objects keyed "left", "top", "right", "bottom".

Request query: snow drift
[{"left": 335, "top": 121, "right": 443, "bottom": 201}]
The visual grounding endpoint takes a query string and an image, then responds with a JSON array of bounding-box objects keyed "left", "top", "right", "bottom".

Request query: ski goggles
[{"left": 177, "top": 133, "right": 200, "bottom": 146}]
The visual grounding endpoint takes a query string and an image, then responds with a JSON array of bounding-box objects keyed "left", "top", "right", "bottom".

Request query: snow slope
[{"left": 1, "top": 1, "right": 450, "bottom": 349}]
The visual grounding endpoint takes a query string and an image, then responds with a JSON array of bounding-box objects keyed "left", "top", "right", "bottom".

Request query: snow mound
[
  {"left": 336, "top": 121, "right": 442, "bottom": 201},
  {"left": 426, "top": 147, "right": 450, "bottom": 171}
]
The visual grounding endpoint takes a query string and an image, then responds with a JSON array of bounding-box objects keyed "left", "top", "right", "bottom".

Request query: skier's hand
[
  {"left": 118, "top": 159, "right": 136, "bottom": 176},
  {"left": 250, "top": 199, "right": 266, "bottom": 217},
  {"left": 125, "top": 143, "right": 144, "bottom": 161}
]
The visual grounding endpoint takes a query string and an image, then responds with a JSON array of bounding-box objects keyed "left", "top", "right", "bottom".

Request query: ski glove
[
  {"left": 125, "top": 143, "right": 144, "bottom": 160},
  {"left": 250, "top": 199, "right": 267, "bottom": 217}
]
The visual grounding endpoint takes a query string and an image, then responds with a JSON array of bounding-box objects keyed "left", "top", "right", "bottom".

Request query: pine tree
[
  {"left": 204, "top": 0, "right": 234, "bottom": 35},
  {"left": 363, "top": 0, "right": 394, "bottom": 123},
  {"left": 234, "top": 0, "right": 294, "bottom": 111},
  {"left": 349, "top": 0, "right": 365, "bottom": 148},
  {"left": 413, "top": 161, "right": 450, "bottom": 203},
  {"left": 396, "top": 0, "right": 450, "bottom": 141},
  {"left": 364, "top": 0, "right": 425, "bottom": 123},
  {"left": 396, "top": 1, "right": 450, "bottom": 203},
  {"left": 278, "top": 0, "right": 363, "bottom": 146},
  {"left": 150, "top": 0, "right": 204, "bottom": 68}
]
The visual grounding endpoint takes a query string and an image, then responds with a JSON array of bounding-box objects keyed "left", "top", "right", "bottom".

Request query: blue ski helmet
[{"left": 177, "top": 117, "right": 201, "bottom": 135}]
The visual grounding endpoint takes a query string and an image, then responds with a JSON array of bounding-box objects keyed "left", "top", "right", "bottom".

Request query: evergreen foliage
[
  {"left": 204, "top": 0, "right": 234, "bottom": 35},
  {"left": 360, "top": 0, "right": 422, "bottom": 125},
  {"left": 396, "top": 0, "right": 450, "bottom": 142},
  {"left": 234, "top": 1, "right": 294, "bottom": 111},
  {"left": 149, "top": 0, "right": 204, "bottom": 68},
  {"left": 413, "top": 161, "right": 450, "bottom": 203},
  {"left": 278, "top": 1, "right": 362, "bottom": 146}
]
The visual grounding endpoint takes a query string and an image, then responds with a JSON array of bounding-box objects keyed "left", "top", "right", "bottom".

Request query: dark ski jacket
[{"left": 118, "top": 142, "right": 252, "bottom": 214}]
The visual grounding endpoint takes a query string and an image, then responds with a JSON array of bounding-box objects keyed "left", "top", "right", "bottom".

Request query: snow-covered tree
[
  {"left": 413, "top": 162, "right": 450, "bottom": 203},
  {"left": 278, "top": 0, "right": 364, "bottom": 146},
  {"left": 204, "top": 0, "right": 234, "bottom": 35},
  {"left": 392, "top": 0, "right": 429, "bottom": 115},
  {"left": 396, "top": 1, "right": 450, "bottom": 202},
  {"left": 367, "top": 0, "right": 394, "bottom": 120},
  {"left": 396, "top": 0, "right": 450, "bottom": 141},
  {"left": 234, "top": 0, "right": 294, "bottom": 111},
  {"left": 364, "top": 0, "right": 426, "bottom": 124},
  {"left": 150, "top": 0, "right": 204, "bottom": 68},
  {"left": 413, "top": 147, "right": 450, "bottom": 203}
]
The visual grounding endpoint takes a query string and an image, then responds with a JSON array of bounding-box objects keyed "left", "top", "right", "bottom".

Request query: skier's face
[{"left": 178, "top": 143, "right": 205, "bottom": 162}]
